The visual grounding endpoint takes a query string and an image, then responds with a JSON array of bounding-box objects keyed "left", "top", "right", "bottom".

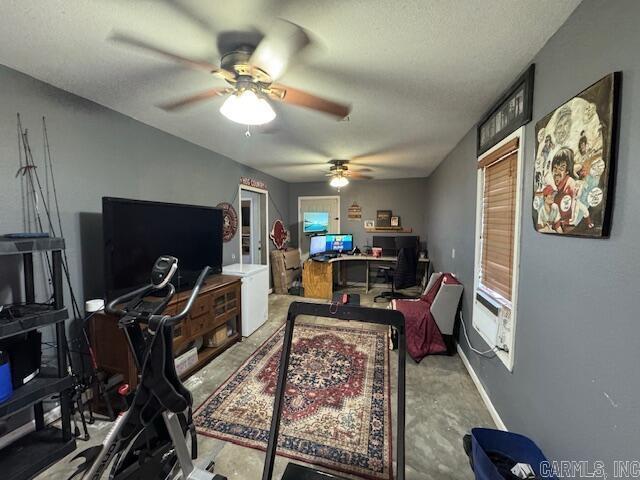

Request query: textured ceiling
[{"left": 0, "top": 0, "right": 580, "bottom": 182}]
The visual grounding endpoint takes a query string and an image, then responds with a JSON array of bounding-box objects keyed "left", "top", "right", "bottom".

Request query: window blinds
[{"left": 479, "top": 138, "right": 519, "bottom": 301}]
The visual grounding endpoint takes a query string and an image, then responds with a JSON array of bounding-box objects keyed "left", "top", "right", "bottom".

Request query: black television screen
[{"left": 103, "top": 197, "right": 223, "bottom": 301}]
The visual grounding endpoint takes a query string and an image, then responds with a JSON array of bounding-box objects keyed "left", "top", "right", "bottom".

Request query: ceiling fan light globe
[
  {"left": 330, "top": 176, "right": 349, "bottom": 188},
  {"left": 220, "top": 90, "right": 276, "bottom": 126}
]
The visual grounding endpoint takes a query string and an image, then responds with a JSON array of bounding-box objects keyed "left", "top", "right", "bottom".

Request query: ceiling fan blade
[
  {"left": 347, "top": 172, "right": 373, "bottom": 180},
  {"left": 157, "top": 88, "right": 232, "bottom": 111},
  {"left": 109, "top": 31, "right": 235, "bottom": 81},
  {"left": 249, "top": 19, "right": 310, "bottom": 81},
  {"left": 270, "top": 84, "right": 351, "bottom": 119}
]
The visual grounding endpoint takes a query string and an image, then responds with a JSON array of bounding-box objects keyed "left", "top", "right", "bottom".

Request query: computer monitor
[
  {"left": 309, "top": 235, "right": 326, "bottom": 256},
  {"left": 372, "top": 236, "right": 396, "bottom": 256},
  {"left": 326, "top": 234, "right": 353, "bottom": 253}
]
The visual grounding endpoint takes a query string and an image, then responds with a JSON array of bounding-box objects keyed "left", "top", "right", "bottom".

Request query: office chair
[{"left": 374, "top": 246, "right": 419, "bottom": 302}]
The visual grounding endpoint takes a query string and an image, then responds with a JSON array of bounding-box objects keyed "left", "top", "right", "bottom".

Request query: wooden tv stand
[{"left": 89, "top": 274, "right": 242, "bottom": 390}]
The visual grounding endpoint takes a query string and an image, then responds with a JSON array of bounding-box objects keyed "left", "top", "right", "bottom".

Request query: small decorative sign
[
  {"left": 240, "top": 177, "right": 267, "bottom": 190},
  {"left": 216, "top": 202, "right": 238, "bottom": 242},
  {"left": 364, "top": 220, "right": 375, "bottom": 229},
  {"left": 270, "top": 219, "right": 290, "bottom": 250},
  {"left": 347, "top": 202, "right": 362, "bottom": 220},
  {"left": 391, "top": 216, "right": 400, "bottom": 227}
]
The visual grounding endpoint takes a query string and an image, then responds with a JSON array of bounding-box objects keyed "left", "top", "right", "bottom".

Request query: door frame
[
  {"left": 238, "top": 184, "right": 269, "bottom": 269},
  {"left": 241, "top": 197, "right": 253, "bottom": 263}
]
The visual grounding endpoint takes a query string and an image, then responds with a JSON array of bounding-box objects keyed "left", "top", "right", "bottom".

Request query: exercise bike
[{"left": 69, "top": 256, "right": 226, "bottom": 480}]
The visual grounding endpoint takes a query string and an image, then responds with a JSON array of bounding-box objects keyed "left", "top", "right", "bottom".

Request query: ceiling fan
[
  {"left": 109, "top": 19, "right": 351, "bottom": 125},
  {"left": 326, "top": 159, "right": 373, "bottom": 188}
]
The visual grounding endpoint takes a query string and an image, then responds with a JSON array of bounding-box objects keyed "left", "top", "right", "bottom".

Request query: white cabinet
[{"left": 222, "top": 263, "right": 269, "bottom": 337}]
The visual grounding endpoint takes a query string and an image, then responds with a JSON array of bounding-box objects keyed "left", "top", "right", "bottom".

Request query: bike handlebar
[
  {"left": 167, "top": 266, "right": 211, "bottom": 325},
  {"left": 105, "top": 284, "right": 154, "bottom": 317},
  {"left": 105, "top": 266, "right": 212, "bottom": 327}
]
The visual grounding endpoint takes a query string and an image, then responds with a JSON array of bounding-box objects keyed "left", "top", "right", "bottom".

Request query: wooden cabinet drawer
[
  {"left": 190, "top": 292, "right": 212, "bottom": 319},
  {"left": 191, "top": 315, "right": 209, "bottom": 337}
]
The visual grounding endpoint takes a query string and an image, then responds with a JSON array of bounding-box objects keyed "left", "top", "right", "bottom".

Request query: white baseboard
[{"left": 457, "top": 344, "right": 507, "bottom": 431}]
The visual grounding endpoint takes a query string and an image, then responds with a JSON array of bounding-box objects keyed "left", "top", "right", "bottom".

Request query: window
[
  {"left": 472, "top": 129, "right": 523, "bottom": 371},
  {"left": 479, "top": 137, "right": 519, "bottom": 302}
]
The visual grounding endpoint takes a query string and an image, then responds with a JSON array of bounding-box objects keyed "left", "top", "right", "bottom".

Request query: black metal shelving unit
[{"left": 0, "top": 237, "right": 76, "bottom": 480}]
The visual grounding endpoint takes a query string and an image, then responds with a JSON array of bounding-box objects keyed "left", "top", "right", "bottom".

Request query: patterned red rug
[{"left": 194, "top": 322, "right": 392, "bottom": 480}]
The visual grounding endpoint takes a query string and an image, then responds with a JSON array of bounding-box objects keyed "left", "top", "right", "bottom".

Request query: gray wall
[
  {"left": 424, "top": 0, "right": 640, "bottom": 467},
  {"left": 0, "top": 65, "right": 289, "bottom": 307},
  {"left": 288, "top": 177, "right": 428, "bottom": 251}
]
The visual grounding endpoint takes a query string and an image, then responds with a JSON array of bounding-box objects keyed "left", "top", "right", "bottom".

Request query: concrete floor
[{"left": 41, "top": 288, "right": 494, "bottom": 479}]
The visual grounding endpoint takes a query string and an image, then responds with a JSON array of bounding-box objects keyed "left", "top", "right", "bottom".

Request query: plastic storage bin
[
  {"left": 471, "top": 428, "right": 557, "bottom": 480},
  {"left": 0, "top": 350, "right": 12, "bottom": 403}
]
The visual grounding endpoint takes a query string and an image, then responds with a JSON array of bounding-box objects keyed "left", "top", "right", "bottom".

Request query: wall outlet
[
  {"left": 451, "top": 248, "right": 456, "bottom": 259},
  {"left": 231, "top": 253, "right": 236, "bottom": 260}
]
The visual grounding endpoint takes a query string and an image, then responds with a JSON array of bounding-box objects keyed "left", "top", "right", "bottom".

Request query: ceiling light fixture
[
  {"left": 220, "top": 89, "right": 276, "bottom": 126},
  {"left": 330, "top": 176, "right": 349, "bottom": 188}
]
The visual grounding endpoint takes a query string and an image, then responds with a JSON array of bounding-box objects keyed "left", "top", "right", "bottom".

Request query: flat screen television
[
  {"left": 103, "top": 197, "right": 223, "bottom": 301},
  {"left": 303, "top": 212, "right": 329, "bottom": 233}
]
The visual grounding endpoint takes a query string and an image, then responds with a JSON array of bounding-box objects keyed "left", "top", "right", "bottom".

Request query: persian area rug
[{"left": 194, "top": 322, "right": 392, "bottom": 480}]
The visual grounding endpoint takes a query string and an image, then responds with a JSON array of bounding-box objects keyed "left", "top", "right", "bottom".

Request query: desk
[{"left": 302, "top": 255, "right": 429, "bottom": 299}]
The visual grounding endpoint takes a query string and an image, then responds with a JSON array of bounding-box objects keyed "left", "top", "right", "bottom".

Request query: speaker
[{"left": 0, "top": 330, "right": 41, "bottom": 389}]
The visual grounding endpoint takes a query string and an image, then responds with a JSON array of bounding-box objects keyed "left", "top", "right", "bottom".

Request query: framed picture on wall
[
  {"left": 477, "top": 64, "right": 535, "bottom": 155},
  {"left": 364, "top": 220, "right": 375, "bottom": 229},
  {"left": 390, "top": 216, "right": 400, "bottom": 227},
  {"left": 376, "top": 210, "right": 392, "bottom": 227},
  {"left": 532, "top": 72, "right": 621, "bottom": 238}
]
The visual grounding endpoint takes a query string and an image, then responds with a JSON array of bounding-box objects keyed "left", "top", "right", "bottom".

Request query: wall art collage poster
[{"left": 532, "top": 72, "right": 620, "bottom": 237}]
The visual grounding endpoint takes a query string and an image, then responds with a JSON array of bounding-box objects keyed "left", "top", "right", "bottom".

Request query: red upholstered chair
[{"left": 391, "top": 273, "right": 463, "bottom": 361}]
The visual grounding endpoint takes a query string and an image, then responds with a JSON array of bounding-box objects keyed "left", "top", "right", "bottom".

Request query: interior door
[{"left": 298, "top": 196, "right": 340, "bottom": 256}]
